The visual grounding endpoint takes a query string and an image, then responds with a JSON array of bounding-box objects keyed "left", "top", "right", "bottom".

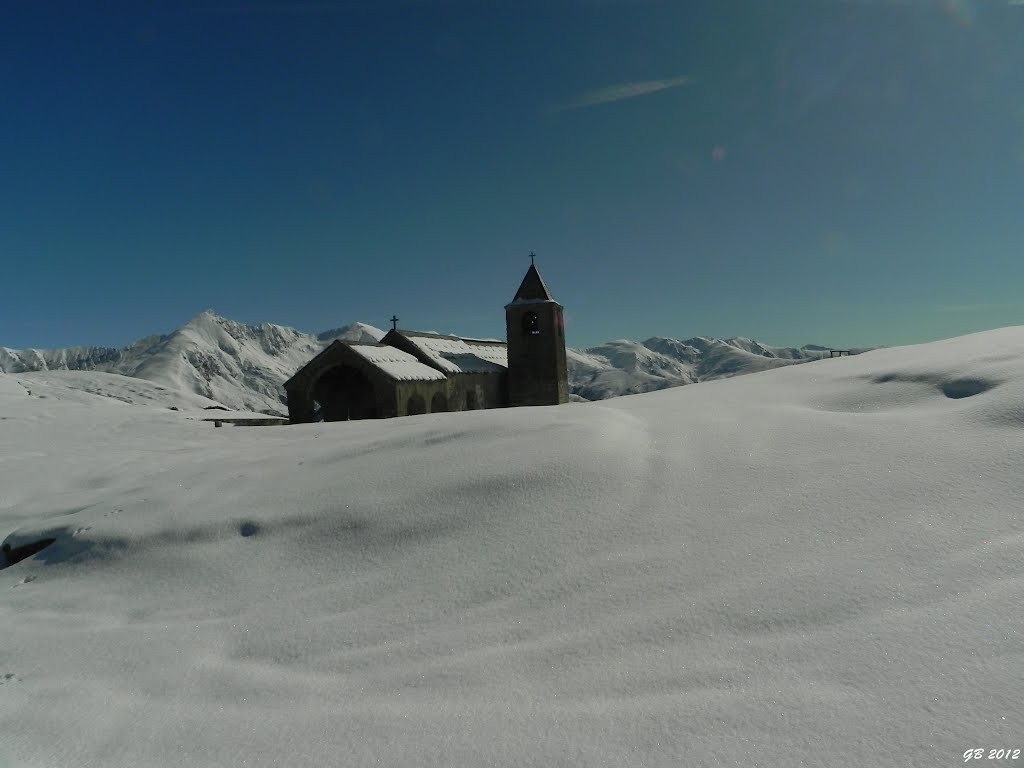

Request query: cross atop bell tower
[{"left": 504, "top": 254, "right": 569, "bottom": 406}]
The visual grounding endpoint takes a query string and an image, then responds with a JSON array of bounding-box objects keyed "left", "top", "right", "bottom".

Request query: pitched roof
[
  {"left": 510, "top": 264, "right": 554, "bottom": 303},
  {"left": 346, "top": 343, "right": 448, "bottom": 381},
  {"left": 396, "top": 331, "right": 508, "bottom": 374},
  {"left": 283, "top": 340, "right": 345, "bottom": 388}
]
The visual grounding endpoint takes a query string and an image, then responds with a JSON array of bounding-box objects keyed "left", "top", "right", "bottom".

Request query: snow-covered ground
[
  {"left": 4, "top": 370, "right": 227, "bottom": 411},
  {"left": 1, "top": 327, "right": 1022, "bottom": 767}
]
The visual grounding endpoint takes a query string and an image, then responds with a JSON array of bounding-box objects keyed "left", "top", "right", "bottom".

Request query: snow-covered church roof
[
  {"left": 346, "top": 343, "right": 448, "bottom": 382},
  {"left": 394, "top": 331, "right": 507, "bottom": 374}
]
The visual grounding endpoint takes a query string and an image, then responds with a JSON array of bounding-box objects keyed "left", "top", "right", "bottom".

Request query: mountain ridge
[{"left": 1, "top": 311, "right": 860, "bottom": 413}]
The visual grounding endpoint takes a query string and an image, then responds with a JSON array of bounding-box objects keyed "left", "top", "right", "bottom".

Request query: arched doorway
[
  {"left": 430, "top": 392, "right": 448, "bottom": 413},
  {"left": 312, "top": 366, "right": 378, "bottom": 422},
  {"left": 465, "top": 390, "right": 479, "bottom": 410},
  {"left": 406, "top": 394, "right": 426, "bottom": 416}
]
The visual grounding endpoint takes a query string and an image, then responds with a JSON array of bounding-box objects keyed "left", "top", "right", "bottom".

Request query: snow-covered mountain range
[
  {"left": 567, "top": 336, "right": 838, "bottom": 401},
  {"left": 0, "top": 311, "right": 854, "bottom": 413}
]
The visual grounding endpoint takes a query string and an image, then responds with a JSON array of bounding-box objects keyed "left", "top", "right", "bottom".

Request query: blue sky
[{"left": 3, "top": 0, "right": 1022, "bottom": 351}]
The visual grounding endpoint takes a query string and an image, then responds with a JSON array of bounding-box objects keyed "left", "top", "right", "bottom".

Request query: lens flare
[{"left": 941, "top": 0, "right": 977, "bottom": 26}]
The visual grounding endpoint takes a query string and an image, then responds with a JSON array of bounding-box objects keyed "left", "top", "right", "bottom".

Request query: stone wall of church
[
  {"left": 395, "top": 380, "right": 451, "bottom": 417},
  {"left": 394, "top": 373, "right": 507, "bottom": 416},
  {"left": 449, "top": 372, "right": 507, "bottom": 412}
]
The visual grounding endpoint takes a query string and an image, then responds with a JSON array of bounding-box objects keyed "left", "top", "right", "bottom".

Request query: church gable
[
  {"left": 283, "top": 339, "right": 344, "bottom": 390},
  {"left": 283, "top": 341, "right": 405, "bottom": 423},
  {"left": 284, "top": 340, "right": 444, "bottom": 389}
]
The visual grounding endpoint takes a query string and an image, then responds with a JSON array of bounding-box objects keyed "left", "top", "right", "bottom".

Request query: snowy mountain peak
[
  {"left": 0, "top": 314, "right": 842, "bottom": 412},
  {"left": 317, "top": 322, "right": 386, "bottom": 343},
  {"left": 177, "top": 308, "right": 224, "bottom": 332}
]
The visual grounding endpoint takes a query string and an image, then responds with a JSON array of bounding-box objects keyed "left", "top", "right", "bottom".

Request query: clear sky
[{"left": 3, "top": 0, "right": 1022, "bottom": 351}]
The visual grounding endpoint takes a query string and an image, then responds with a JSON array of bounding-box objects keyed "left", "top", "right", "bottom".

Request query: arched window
[{"left": 522, "top": 311, "right": 540, "bottom": 336}]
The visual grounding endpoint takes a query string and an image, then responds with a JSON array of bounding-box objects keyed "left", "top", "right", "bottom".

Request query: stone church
[{"left": 284, "top": 262, "right": 569, "bottom": 423}]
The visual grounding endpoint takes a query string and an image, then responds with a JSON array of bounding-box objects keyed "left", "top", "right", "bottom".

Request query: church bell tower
[{"left": 505, "top": 256, "right": 569, "bottom": 406}]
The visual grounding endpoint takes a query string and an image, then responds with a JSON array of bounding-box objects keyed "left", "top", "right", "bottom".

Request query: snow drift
[{"left": 1, "top": 327, "right": 1021, "bottom": 767}]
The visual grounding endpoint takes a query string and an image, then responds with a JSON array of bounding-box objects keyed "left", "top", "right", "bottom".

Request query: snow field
[{"left": 1, "top": 327, "right": 1022, "bottom": 766}]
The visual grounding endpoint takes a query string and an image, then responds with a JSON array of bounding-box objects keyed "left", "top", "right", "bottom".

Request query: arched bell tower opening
[
  {"left": 504, "top": 256, "right": 569, "bottom": 406},
  {"left": 312, "top": 365, "right": 379, "bottom": 421}
]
